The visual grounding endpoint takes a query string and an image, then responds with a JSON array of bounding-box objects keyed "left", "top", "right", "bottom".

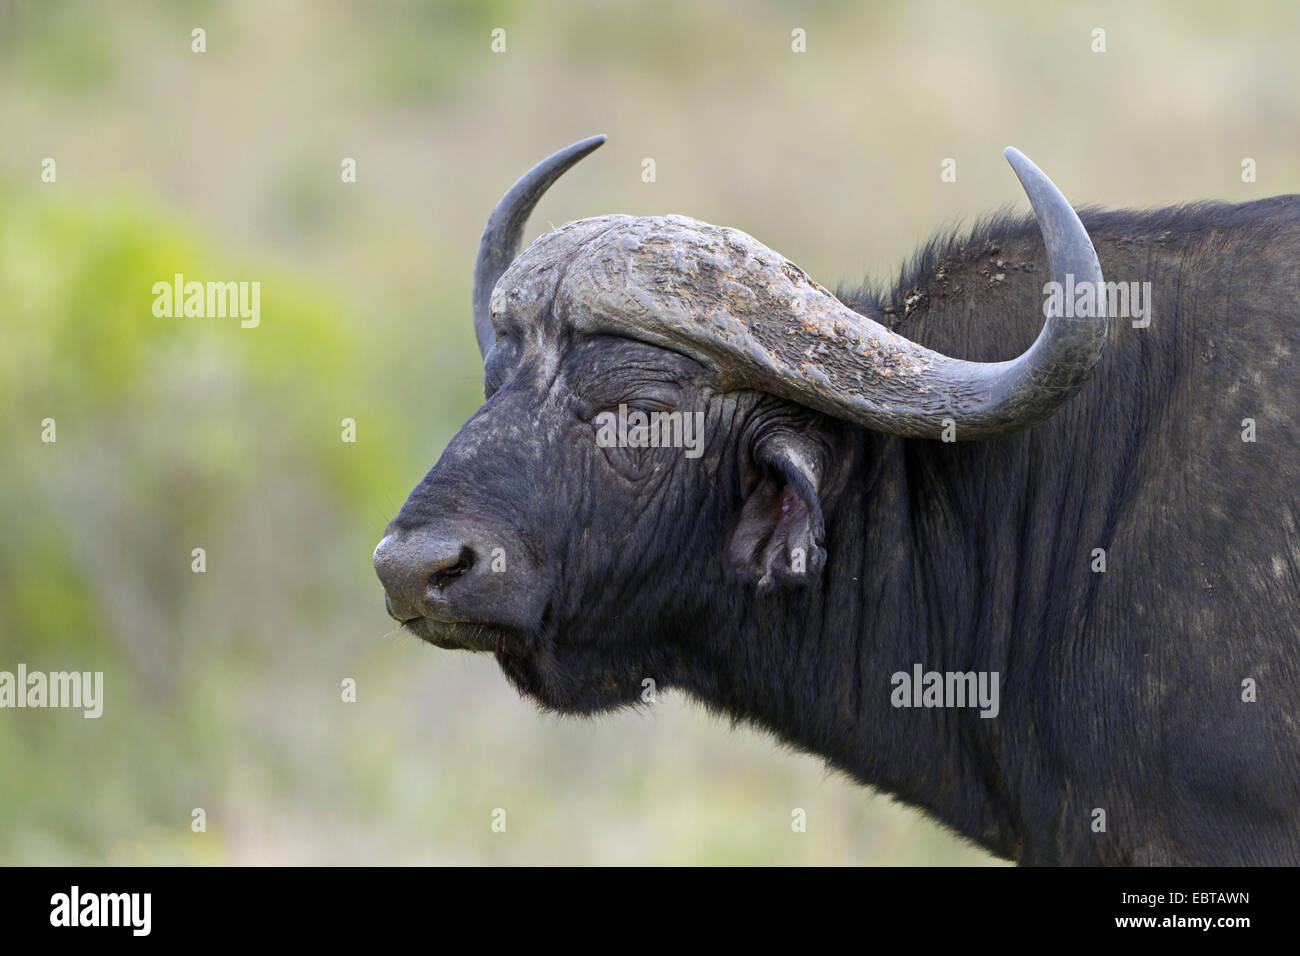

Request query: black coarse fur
[
  {"left": 391, "top": 197, "right": 1300, "bottom": 865},
  {"left": 788, "top": 198, "right": 1300, "bottom": 863}
]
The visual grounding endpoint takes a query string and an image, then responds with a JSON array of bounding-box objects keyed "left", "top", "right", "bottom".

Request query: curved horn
[
  {"left": 961, "top": 147, "right": 1108, "bottom": 437},
  {"left": 553, "top": 148, "right": 1106, "bottom": 440},
  {"left": 472, "top": 135, "right": 606, "bottom": 357}
]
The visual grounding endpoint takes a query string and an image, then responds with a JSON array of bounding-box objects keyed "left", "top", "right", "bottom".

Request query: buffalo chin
[
  {"left": 404, "top": 617, "right": 518, "bottom": 654},
  {"left": 495, "top": 646, "right": 647, "bottom": 715}
]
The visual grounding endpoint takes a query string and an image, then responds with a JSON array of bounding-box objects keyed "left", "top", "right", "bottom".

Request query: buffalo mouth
[{"left": 400, "top": 615, "right": 519, "bottom": 653}]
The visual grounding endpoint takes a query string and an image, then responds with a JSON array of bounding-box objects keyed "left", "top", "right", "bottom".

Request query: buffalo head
[{"left": 372, "top": 136, "right": 1106, "bottom": 712}]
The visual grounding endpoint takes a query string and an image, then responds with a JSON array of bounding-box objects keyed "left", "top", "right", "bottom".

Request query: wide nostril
[
  {"left": 374, "top": 531, "right": 483, "bottom": 622},
  {"left": 428, "top": 546, "right": 476, "bottom": 592}
]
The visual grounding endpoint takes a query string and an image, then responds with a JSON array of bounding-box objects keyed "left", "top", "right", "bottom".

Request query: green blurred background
[{"left": 2, "top": 0, "right": 1296, "bottom": 865}]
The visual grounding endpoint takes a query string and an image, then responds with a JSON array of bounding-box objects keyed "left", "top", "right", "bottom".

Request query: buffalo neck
[{"left": 691, "top": 428, "right": 1027, "bottom": 861}]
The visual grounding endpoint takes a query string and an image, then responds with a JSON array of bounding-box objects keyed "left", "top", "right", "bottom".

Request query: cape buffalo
[{"left": 373, "top": 136, "right": 1300, "bottom": 865}]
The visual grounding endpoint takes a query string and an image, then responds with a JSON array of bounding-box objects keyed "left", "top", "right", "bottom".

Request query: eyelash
[{"left": 594, "top": 399, "right": 674, "bottom": 418}]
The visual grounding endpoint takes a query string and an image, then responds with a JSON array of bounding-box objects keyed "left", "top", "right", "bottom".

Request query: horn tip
[
  {"left": 1003, "top": 146, "right": 1036, "bottom": 175},
  {"left": 1003, "top": 147, "right": 1057, "bottom": 201}
]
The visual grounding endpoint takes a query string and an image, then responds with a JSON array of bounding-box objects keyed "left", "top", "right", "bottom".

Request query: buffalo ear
[{"left": 725, "top": 435, "right": 827, "bottom": 590}]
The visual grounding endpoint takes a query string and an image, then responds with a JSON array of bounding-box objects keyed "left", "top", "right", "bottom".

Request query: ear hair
[
  {"left": 725, "top": 432, "right": 828, "bottom": 591},
  {"left": 761, "top": 444, "right": 826, "bottom": 540}
]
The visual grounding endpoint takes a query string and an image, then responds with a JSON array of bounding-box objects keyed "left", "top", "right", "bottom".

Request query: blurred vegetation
[{"left": 3, "top": 0, "right": 1296, "bottom": 864}]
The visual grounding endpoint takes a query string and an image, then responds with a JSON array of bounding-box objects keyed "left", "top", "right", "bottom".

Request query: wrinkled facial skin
[{"left": 379, "top": 324, "right": 835, "bottom": 713}]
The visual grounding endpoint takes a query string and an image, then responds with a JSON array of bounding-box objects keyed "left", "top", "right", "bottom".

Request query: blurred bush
[{"left": 0, "top": 184, "right": 407, "bottom": 862}]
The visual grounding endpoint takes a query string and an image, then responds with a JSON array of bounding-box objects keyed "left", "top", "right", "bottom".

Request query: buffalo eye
[{"left": 590, "top": 403, "right": 672, "bottom": 480}]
